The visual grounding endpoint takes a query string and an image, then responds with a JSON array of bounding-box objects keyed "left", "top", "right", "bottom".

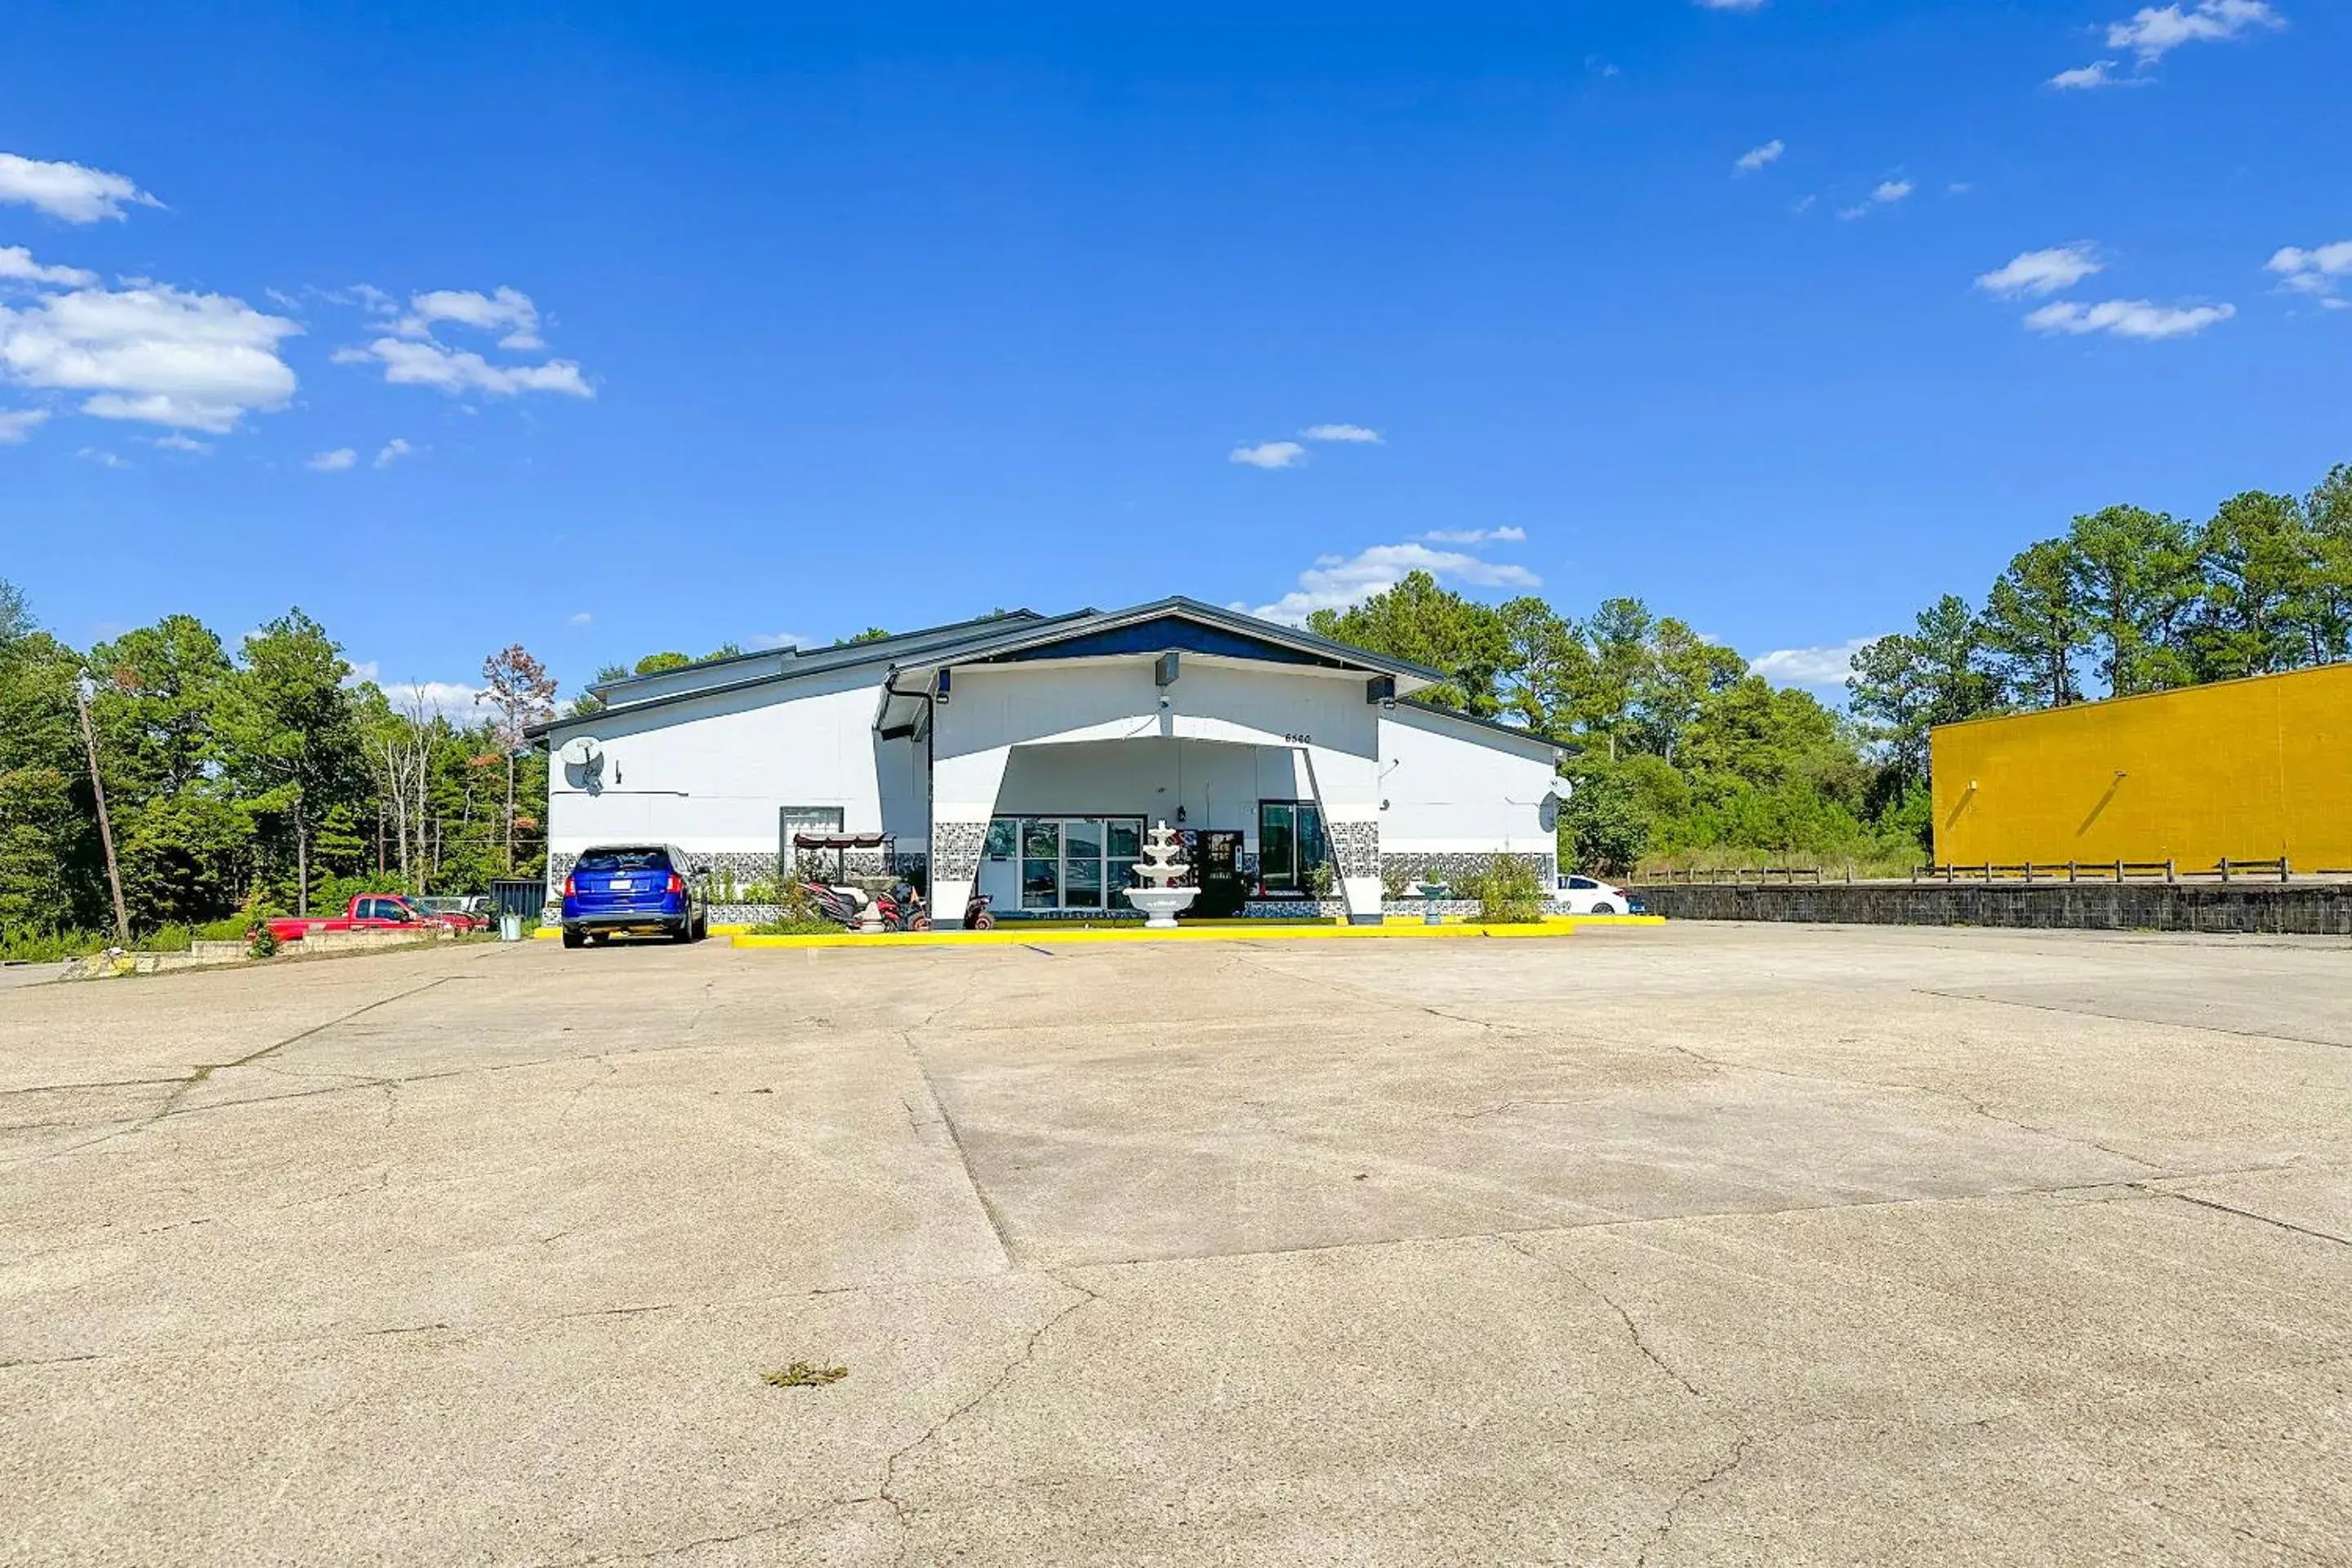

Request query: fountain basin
[{"left": 1124, "top": 886, "right": 1199, "bottom": 929}]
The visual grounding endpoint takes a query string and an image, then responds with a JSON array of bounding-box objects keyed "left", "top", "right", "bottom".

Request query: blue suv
[{"left": 561, "top": 843, "right": 709, "bottom": 947}]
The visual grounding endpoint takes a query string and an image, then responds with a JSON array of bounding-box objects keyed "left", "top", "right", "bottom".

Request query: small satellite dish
[{"left": 559, "top": 736, "right": 603, "bottom": 768}]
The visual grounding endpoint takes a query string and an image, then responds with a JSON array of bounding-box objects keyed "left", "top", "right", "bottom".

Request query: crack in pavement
[
  {"left": 863, "top": 1270, "right": 1103, "bottom": 1565},
  {"left": 1913, "top": 988, "right": 2352, "bottom": 1053},
  {"left": 1659, "top": 1037, "right": 2167, "bottom": 1173},
  {"left": 1502, "top": 1235, "right": 1701, "bottom": 1398},
  {"left": 897, "top": 1027, "right": 1021, "bottom": 1270},
  {"left": 18, "top": 975, "right": 460, "bottom": 1166},
  {"left": 1636, "top": 1433, "right": 1752, "bottom": 1567},
  {"left": 2138, "top": 1185, "right": 2352, "bottom": 1250},
  {"left": 532, "top": 1495, "right": 882, "bottom": 1566}
]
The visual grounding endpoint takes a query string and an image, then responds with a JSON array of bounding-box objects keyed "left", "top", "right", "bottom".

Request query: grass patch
[
  {"left": 0, "top": 924, "right": 211, "bottom": 962},
  {"left": 747, "top": 917, "right": 842, "bottom": 936},
  {"left": 762, "top": 1361, "right": 849, "bottom": 1388}
]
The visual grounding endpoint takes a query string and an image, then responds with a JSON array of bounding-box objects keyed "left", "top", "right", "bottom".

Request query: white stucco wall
[
  {"left": 933, "top": 657, "right": 1379, "bottom": 764},
  {"left": 543, "top": 663, "right": 920, "bottom": 859},
  {"left": 1376, "top": 704, "right": 1561, "bottom": 855}
]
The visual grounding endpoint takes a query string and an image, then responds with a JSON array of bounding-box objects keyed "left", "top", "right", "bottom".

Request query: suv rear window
[{"left": 577, "top": 847, "right": 671, "bottom": 872}]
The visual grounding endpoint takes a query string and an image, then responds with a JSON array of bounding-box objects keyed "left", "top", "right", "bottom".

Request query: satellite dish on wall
[{"left": 559, "top": 736, "right": 603, "bottom": 768}]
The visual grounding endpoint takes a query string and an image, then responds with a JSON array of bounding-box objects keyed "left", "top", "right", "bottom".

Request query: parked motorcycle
[
  {"left": 888, "top": 883, "right": 996, "bottom": 932},
  {"left": 800, "top": 880, "right": 906, "bottom": 931}
]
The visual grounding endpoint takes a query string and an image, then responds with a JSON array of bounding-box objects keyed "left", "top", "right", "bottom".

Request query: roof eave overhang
[{"left": 889, "top": 597, "right": 1448, "bottom": 689}]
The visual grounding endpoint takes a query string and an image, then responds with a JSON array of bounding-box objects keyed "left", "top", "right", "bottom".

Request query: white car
[{"left": 1553, "top": 873, "right": 1637, "bottom": 915}]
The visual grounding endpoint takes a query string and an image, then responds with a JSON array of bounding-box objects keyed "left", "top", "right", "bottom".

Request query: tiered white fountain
[{"left": 1122, "top": 821, "right": 1199, "bottom": 929}]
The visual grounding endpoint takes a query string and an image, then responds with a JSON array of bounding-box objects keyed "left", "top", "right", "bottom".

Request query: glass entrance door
[
  {"left": 1257, "top": 801, "right": 1327, "bottom": 892},
  {"left": 1000, "top": 816, "right": 1147, "bottom": 911},
  {"left": 1020, "top": 818, "right": 1062, "bottom": 910}
]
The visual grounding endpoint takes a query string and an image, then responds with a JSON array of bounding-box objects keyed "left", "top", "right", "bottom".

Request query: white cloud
[
  {"left": 749, "top": 631, "right": 808, "bottom": 651},
  {"left": 0, "top": 282, "right": 301, "bottom": 431},
  {"left": 1838, "top": 179, "right": 1914, "bottom": 220},
  {"left": 1735, "top": 139, "right": 1785, "bottom": 175},
  {"left": 1422, "top": 526, "right": 1528, "bottom": 545},
  {"left": 1230, "top": 439, "right": 1307, "bottom": 470},
  {"left": 2049, "top": 60, "right": 2131, "bottom": 88},
  {"left": 374, "top": 436, "right": 413, "bottom": 468},
  {"left": 336, "top": 336, "right": 592, "bottom": 399},
  {"left": 2268, "top": 240, "right": 2352, "bottom": 304},
  {"left": 1751, "top": 638, "right": 1881, "bottom": 688},
  {"left": 0, "top": 246, "right": 96, "bottom": 288},
  {"left": 2107, "top": 1, "right": 2283, "bottom": 62},
  {"left": 1695, "top": 0, "right": 1767, "bottom": 9},
  {"left": 568, "top": 612, "right": 594, "bottom": 627},
  {"left": 2025, "top": 298, "right": 2235, "bottom": 339},
  {"left": 307, "top": 447, "right": 357, "bottom": 471},
  {"left": 396, "top": 285, "right": 544, "bottom": 350},
  {"left": 1299, "top": 423, "right": 1383, "bottom": 443},
  {"left": 0, "top": 408, "right": 49, "bottom": 443},
  {"left": 372, "top": 675, "right": 488, "bottom": 720},
  {"left": 1245, "top": 542, "right": 1542, "bottom": 624},
  {"left": 1977, "top": 243, "right": 2105, "bottom": 298},
  {"left": 153, "top": 432, "right": 209, "bottom": 453},
  {"left": 0, "top": 151, "right": 162, "bottom": 224},
  {"left": 75, "top": 446, "right": 128, "bottom": 469}
]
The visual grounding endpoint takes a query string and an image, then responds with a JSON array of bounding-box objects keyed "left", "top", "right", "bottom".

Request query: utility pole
[{"left": 74, "top": 675, "right": 132, "bottom": 947}]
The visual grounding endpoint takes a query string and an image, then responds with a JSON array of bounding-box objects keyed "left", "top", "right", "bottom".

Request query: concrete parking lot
[{"left": 3, "top": 924, "right": 2348, "bottom": 1565}]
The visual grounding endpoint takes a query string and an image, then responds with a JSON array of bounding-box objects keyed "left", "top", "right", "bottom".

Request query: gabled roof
[
  {"left": 532, "top": 597, "right": 1453, "bottom": 742},
  {"left": 589, "top": 609, "right": 1050, "bottom": 704},
  {"left": 528, "top": 608, "right": 1088, "bottom": 738},
  {"left": 1393, "top": 698, "right": 1575, "bottom": 758},
  {"left": 885, "top": 597, "right": 1448, "bottom": 686}
]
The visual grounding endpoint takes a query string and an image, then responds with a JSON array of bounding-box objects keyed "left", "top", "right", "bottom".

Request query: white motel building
[{"left": 532, "top": 598, "right": 1567, "bottom": 925}]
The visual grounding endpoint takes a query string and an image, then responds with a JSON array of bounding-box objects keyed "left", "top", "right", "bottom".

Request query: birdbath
[
  {"left": 1413, "top": 878, "right": 1450, "bottom": 926},
  {"left": 1123, "top": 821, "right": 1200, "bottom": 929}
]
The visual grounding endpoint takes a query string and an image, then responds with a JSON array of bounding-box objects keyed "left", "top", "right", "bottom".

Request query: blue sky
[{"left": 2, "top": 0, "right": 2345, "bottom": 706}]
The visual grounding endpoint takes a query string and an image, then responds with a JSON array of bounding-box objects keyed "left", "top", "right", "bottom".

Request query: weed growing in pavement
[{"left": 762, "top": 1361, "right": 849, "bottom": 1388}]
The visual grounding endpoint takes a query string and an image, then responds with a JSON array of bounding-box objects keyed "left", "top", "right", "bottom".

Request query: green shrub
[
  {"left": 747, "top": 915, "right": 840, "bottom": 936},
  {"left": 195, "top": 915, "right": 256, "bottom": 942},
  {"left": 247, "top": 926, "right": 280, "bottom": 960},
  {"left": 136, "top": 924, "right": 194, "bottom": 953},
  {"left": 1468, "top": 858, "right": 1545, "bottom": 924}
]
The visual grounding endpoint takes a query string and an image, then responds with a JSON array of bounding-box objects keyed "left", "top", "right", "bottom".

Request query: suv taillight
[
  {"left": 666, "top": 871, "right": 684, "bottom": 895},
  {"left": 563, "top": 874, "right": 575, "bottom": 898}
]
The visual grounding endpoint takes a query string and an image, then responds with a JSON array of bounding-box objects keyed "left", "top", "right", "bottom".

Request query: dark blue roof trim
[
  {"left": 895, "top": 595, "right": 1447, "bottom": 685},
  {"left": 990, "top": 614, "right": 1333, "bottom": 669}
]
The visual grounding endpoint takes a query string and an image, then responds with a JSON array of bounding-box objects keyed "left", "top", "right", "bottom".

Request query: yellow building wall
[{"left": 1930, "top": 663, "right": 2352, "bottom": 870}]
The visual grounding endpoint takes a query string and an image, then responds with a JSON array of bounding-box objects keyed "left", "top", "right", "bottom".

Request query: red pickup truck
[{"left": 264, "top": 895, "right": 452, "bottom": 944}]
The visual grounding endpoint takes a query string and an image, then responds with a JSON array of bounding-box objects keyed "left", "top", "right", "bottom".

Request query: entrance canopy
[{"left": 871, "top": 595, "right": 1444, "bottom": 739}]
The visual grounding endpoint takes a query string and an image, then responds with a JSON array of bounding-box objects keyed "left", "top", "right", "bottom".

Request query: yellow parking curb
[
  {"left": 535, "top": 922, "right": 760, "bottom": 940},
  {"left": 544, "top": 915, "right": 1661, "bottom": 947},
  {"left": 728, "top": 920, "right": 1589, "bottom": 950}
]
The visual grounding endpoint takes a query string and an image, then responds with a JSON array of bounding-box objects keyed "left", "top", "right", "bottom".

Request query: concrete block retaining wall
[{"left": 1637, "top": 882, "right": 2352, "bottom": 936}]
